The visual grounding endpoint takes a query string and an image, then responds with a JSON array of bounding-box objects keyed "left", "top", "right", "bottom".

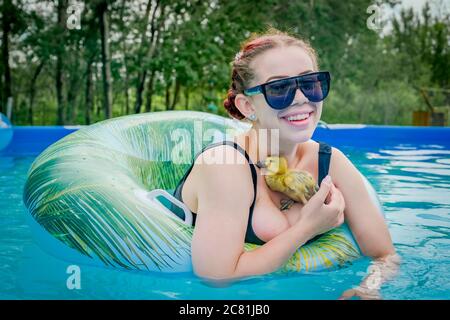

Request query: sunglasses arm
[{"left": 243, "top": 86, "right": 262, "bottom": 96}]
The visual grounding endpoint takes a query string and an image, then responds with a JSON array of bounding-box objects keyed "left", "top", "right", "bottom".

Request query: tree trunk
[
  {"left": 85, "top": 59, "right": 94, "bottom": 125},
  {"left": 0, "top": 70, "right": 3, "bottom": 113},
  {"left": 28, "top": 60, "right": 45, "bottom": 125},
  {"left": 122, "top": 48, "right": 130, "bottom": 115},
  {"left": 125, "top": 72, "right": 130, "bottom": 115},
  {"left": 134, "top": 0, "right": 165, "bottom": 113},
  {"left": 56, "top": 0, "right": 67, "bottom": 125},
  {"left": 170, "top": 78, "right": 181, "bottom": 110},
  {"left": 67, "top": 66, "right": 82, "bottom": 124},
  {"left": 135, "top": 69, "right": 148, "bottom": 114},
  {"left": 165, "top": 81, "right": 171, "bottom": 110},
  {"left": 98, "top": 0, "right": 113, "bottom": 119},
  {"left": 2, "top": 0, "right": 12, "bottom": 116},
  {"left": 185, "top": 88, "right": 190, "bottom": 110},
  {"left": 134, "top": 0, "right": 153, "bottom": 114},
  {"left": 119, "top": 0, "right": 129, "bottom": 115},
  {"left": 94, "top": 65, "right": 101, "bottom": 118},
  {"left": 145, "top": 70, "right": 156, "bottom": 112}
]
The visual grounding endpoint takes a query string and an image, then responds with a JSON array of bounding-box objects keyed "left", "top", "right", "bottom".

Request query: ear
[{"left": 234, "top": 93, "right": 256, "bottom": 118}]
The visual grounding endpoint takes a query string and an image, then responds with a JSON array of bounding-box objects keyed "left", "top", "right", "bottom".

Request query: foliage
[{"left": 1, "top": 0, "right": 448, "bottom": 125}]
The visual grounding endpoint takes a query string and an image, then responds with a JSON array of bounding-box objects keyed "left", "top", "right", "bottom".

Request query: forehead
[{"left": 250, "top": 46, "right": 315, "bottom": 84}]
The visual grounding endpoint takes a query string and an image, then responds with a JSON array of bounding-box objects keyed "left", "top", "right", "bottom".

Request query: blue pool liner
[{"left": 1, "top": 124, "right": 449, "bottom": 156}]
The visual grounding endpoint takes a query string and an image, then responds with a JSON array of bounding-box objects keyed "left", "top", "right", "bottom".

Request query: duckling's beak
[{"left": 256, "top": 160, "right": 266, "bottom": 169}]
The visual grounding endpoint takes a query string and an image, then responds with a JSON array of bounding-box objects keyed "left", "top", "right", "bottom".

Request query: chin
[
  {"left": 278, "top": 120, "right": 316, "bottom": 144},
  {"left": 282, "top": 131, "right": 313, "bottom": 144}
]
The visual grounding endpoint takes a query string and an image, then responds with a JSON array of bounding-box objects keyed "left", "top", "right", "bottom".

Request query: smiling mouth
[{"left": 280, "top": 111, "right": 314, "bottom": 122}]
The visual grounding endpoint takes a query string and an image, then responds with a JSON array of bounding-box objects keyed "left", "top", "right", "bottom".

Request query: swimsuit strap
[
  {"left": 174, "top": 140, "right": 332, "bottom": 246},
  {"left": 196, "top": 140, "right": 263, "bottom": 245},
  {"left": 201, "top": 140, "right": 258, "bottom": 214},
  {"left": 317, "top": 141, "right": 332, "bottom": 186},
  {"left": 303, "top": 141, "right": 333, "bottom": 246}
]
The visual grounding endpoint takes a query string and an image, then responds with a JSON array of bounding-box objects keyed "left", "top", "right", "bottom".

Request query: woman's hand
[
  {"left": 339, "top": 286, "right": 381, "bottom": 300},
  {"left": 339, "top": 253, "right": 401, "bottom": 300},
  {"left": 192, "top": 146, "right": 343, "bottom": 280},
  {"left": 296, "top": 175, "right": 346, "bottom": 238}
]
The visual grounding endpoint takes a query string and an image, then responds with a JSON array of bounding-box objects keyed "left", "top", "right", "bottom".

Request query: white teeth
[{"left": 286, "top": 112, "right": 311, "bottom": 121}]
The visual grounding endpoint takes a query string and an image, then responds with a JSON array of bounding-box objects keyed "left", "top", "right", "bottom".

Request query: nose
[{"left": 293, "top": 87, "right": 308, "bottom": 104}]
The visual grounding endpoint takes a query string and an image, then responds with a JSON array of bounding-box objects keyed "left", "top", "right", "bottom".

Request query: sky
[
  {"left": 390, "top": 0, "right": 449, "bottom": 20},
  {"left": 381, "top": 0, "right": 449, "bottom": 35}
]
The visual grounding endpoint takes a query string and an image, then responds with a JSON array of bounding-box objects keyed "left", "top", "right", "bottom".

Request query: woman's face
[{"left": 239, "top": 46, "right": 323, "bottom": 144}]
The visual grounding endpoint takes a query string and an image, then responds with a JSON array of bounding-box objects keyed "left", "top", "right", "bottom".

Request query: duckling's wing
[
  {"left": 265, "top": 174, "right": 286, "bottom": 193},
  {"left": 284, "top": 172, "right": 317, "bottom": 201},
  {"left": 283, "top": 173, "right": 307, "bottom": 193},
  {"left": 284, "top": 171, "right": 310, "bottom": 187},
  {"left": 283, "top": 174, "right": 298, "bottom": 192}
]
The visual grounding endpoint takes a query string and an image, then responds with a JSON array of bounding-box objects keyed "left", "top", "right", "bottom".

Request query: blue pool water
[{"left": 1, "top": 126, "right": 449, "bottom": 299}]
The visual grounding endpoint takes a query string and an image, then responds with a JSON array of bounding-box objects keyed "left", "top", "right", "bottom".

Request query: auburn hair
[{"left": 223, "top": 27, "right": 319, "bottom": 120}]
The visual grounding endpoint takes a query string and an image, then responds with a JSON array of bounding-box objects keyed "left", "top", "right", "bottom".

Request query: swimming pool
[{"left": 1, "top": 124, "right": 449, "bottom": 299}]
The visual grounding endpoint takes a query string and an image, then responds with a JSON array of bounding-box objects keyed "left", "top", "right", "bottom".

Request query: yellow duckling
[{"left": 257, "top": 156, "right": 319, "bottom": 211}]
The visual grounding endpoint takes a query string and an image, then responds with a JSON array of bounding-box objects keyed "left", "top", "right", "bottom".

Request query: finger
[
  {"left": 323, "top": 180, "right": 339, "bottom": 202},
  {"left": 338, "top": 289, "right": 355, "bottom": 300},
  {"left": 310, "top": 176, "right": 333, "bottom": 206},
  {"left": 335, "top": 186, "right": 345, "bottom": 210},
  {"left": 324, "top": 192, "right": 332, "bottom": 205},
  {"left": 330, "top": 185, "right": 344, "bottom": 209},
  {"left": 325, "top": 184, "right": 341, "bottom": 207},
  {"left": 324, "top": 183, "right": 334, "bottom": 204}
]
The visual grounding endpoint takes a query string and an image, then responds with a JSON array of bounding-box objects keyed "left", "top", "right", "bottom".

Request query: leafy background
[{"left": 0, "top": 0, "right": 449, "bottom": 126}]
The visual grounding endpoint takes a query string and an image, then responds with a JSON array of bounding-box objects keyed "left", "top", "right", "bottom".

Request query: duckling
[{"left": 257, "top": 156, "right": 319, "bottom": 211}]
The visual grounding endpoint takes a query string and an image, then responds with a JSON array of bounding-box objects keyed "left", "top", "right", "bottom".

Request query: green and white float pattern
[{"left": 24, "top": 111, "right": 367, "bottom": 274}]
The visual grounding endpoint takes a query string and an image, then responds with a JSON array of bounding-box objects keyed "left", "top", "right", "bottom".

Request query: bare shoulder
[
  {"left": 329, "top": 146, "right": 356, "bottom": 169},
  {"left": 301, "top": 141, "right": 360, "bottom": 184},
  {"left": 193, "top": 144, "right": 254, "bottom": 210},
  {"left": 328, "top": 145, "right": 362, "bottom": 187},
  {"left": 190, "top": 144, "right": 262, "bottom": 279}
]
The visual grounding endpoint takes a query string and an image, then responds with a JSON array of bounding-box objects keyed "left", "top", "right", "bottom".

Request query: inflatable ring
[
  {"left": 23, "top": 111, "right": 383, "bottom": 274},
  {"left": 0, "top": 112, "right": 13, "bottom": 152}
]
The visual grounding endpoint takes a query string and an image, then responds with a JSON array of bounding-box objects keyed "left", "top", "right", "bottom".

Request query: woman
[{"left": 173, "top": 28, "right": 400, "bottom": 299}]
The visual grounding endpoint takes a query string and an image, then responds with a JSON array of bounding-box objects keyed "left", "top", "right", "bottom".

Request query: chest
[
  {"left": 181, "top": 141, "right": 325, "bottom": 243},
  {"left": 250, "top": 156, "right": 319, "bottom": 243}
]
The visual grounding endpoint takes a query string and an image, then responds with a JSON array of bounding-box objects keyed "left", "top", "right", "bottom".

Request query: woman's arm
[
  {"left": 339, "top": 253, "right": 401, "bottom": 300},
  {"left": 330, "top": 147, "right": 400, "bottom": 299},
  {"left": 191, "top": 146, "right": 342, "bottom": 282},
  {"left": 330, "top": 147, "right": 396, "bottom": 258}
]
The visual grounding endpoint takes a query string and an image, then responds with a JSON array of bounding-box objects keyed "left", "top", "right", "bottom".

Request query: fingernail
[{"left": 323, "top": 175, "right": 331, "bottom": 184}]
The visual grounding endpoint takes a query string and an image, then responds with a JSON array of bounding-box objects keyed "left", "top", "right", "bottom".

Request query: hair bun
[{"left": 223, "top": 89, "right": 245, "bottom": 120}]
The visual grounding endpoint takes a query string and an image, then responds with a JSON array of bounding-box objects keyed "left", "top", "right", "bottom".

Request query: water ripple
[{"left": 1, "top": 144, "right": 449, "bottom": 299}]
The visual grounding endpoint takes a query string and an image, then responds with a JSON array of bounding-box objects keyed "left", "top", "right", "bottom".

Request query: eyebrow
[{"left": 264, "top": 70, "right": 314, "bottom": 82}]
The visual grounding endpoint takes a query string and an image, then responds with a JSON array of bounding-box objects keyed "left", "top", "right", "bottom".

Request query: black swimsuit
[{"left": 172, "top": 140, "right": 332, "bottom": 245}]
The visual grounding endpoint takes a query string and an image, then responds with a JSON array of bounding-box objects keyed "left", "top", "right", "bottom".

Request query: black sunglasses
[{"left": 243, "top": 71, "right": 331, "bottom": 110}]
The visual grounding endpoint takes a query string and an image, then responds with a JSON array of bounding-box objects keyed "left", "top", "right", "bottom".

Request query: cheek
[
  {"left": 262, "top": 109, "right": 280, "bottom": 126},
  {"left": 252, "top": 97, "right": 266, "bottom": 115},
  {"left": 313, "top": 103, "right": 323, "bottom": 121},
  {"left": 254, "top": 99, "right": 278, "bottom": 121}
]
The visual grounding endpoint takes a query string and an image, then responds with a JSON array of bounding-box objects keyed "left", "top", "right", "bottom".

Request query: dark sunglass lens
[
  {"left": 299, "top": 73, "right": 330, "bottom": 102},
  {"left": 265, "top": 79, "right": 296, "bottom": 109},
  {"left": 300, "top": 80, "right": 329, "bottom": 102}
]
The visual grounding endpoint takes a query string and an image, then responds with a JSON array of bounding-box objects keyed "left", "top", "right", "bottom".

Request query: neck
[{"left": 240, "top": 123, "right": 305, "bottom": 167}]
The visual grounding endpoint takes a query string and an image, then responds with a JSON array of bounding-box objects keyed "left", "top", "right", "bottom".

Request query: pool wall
[{"left": 1, "top": 124, "right": 449, "bottom": 156}]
